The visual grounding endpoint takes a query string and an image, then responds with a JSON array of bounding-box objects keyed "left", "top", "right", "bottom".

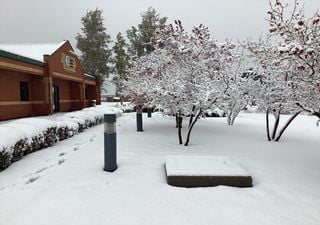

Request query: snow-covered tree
[
  {"left": 76, "top": 9, "right": 112, "bottom": 80},
  {"left": 124, "top": 21, "right": 238, "bottom": 145},
  {"left": 246, "top": 36, "right": 304, "bottom": 141},
  {"left": 267, "top": 0, "right": 320, "bottom": 120},
  {"left": 218, "top": 46, "right": 254, "bottom": 126},
  {"left": 241, "top": 0, "right": 320, "bottom": 141},
  {"left": 112, "top": 32, "right": 129, "bottom": 103},
  {"left": 127, "top": 7, "right": 167, "bottom": 58}
]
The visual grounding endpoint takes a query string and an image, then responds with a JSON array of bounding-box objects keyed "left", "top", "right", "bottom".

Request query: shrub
[
  {"left": 0, "top": 149, "right": 11, "bottom": 170},
  {"left": 0, "top": 104, "right": 123, "bottom": 171}
]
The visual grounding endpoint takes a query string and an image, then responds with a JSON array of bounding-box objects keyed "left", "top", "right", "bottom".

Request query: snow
[
  {"left": 0, "top": 104, "right": 123, "bottom": 151},
  {"left": 278, "top": 45, "right": 290, "bottom": 53},
  {"left": 0, "top": 112, "right": 319, "bottom": 225},
  {"left": 0, "top": 118, "right": 57, "bottom": 149},
  {"left": 0, "top": 41, "right": 66, "bottom": 62},
  {"left": 84, "top": 73, "right": 96, "bottom": 79},
  {"left": 165, "top": 155, "right": 250, "bottom": 176}
]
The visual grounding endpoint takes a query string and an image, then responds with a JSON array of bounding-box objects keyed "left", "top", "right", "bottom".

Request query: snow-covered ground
[{"left": 0, "top": 112, "right": 319, "bottom": 225}]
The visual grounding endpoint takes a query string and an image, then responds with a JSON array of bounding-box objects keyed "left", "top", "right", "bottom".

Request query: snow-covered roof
[{"left": 0, "top": 41, "right": 66, "bottom": 63}]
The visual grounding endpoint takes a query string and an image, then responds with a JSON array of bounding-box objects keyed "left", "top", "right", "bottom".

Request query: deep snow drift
[{"left": 0, "top": 112, "right": 319, "bottom": 225}]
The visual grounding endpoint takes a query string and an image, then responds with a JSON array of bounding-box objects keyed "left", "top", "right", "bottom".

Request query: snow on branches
[
  {"left": 245, "top": 0, "right": 320, "bottom": 141},
  {"left": 124, "top": 0, "right": 320, "bottom": 144},
  {"left": 267, "top": 0, "right": 320, "bottom": 117},
  {"left": 124, "top": 21, "right": 241, "bottom": 145}
]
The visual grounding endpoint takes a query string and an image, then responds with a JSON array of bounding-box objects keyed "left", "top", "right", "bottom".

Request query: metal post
[
  {"left": 104, "top": 114, "right": 117, "bottom": 172},
  {"left": 136, "top": 110, "right": 143, "bottom": 132},
  {"left": 147, "top": 107, "right": 152, "bottom": 118}
]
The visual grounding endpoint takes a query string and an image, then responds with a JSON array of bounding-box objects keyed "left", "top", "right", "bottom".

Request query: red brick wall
[
  {"left": 0, "top": 69, "right": 33, "bottom": 120},
  {"left": 70, "top": 82, "right": 83, "bottom": 111},
  {"left": 31, "top": 76, "right": 49, "bottom": 116}
]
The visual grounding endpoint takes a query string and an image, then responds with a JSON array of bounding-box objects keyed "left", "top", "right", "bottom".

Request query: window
[
  {"left": 65, "top": 55, "right": 74, "bottom": 68},
  {"left": 20, "top": 81, "right": 29, "bottom": 101},
  {"left": 61, "top": 54, "right": 76, "bottom": 72}
]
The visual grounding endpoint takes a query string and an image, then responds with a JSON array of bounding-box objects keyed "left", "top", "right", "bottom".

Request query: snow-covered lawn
[{"left": 0, "top": 112, "right": 319, "bottom": 225}]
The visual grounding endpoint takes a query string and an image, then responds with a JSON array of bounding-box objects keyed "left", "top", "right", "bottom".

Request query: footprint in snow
[
  {"left": 26, "top": 176, "right": 40, "bottom": 184},
  {"left": 59, "top": 152, "right": 67, "bottom": 157},
  {"left": 35, "top": 166, "right": 49, "bottom": 174},
  {"left": 73, "top": 142, "right": 85, "bottom": 151},
  {"left": 58, "top": 158, "right": 66, "bottom": 165},
  {"left": 90, "top": 134, "right": 97, "bottom": 142}
]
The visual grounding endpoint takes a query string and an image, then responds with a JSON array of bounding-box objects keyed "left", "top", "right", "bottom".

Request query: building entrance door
[{"left": 52, "top": 85, "right": 60, "bottom": 112}]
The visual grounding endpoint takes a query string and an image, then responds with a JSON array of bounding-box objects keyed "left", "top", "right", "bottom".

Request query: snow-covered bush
[
  {"left": 116, "top": 103, "right": 135, "bottom": 113},
  {"left": 0, "top": 150, "right": 11, "bottom": 170},
  {"left": 0, "top": 104, "right": 123, "bottom": 171}
]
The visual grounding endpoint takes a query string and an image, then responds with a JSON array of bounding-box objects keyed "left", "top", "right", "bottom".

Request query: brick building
[{"left": 0, "top": 41, "right": 101, "bottom": 121}]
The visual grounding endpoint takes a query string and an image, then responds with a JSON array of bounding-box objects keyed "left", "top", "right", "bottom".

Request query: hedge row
[{"left": 0, "top": 105, "right": 125, "bottom": 171}]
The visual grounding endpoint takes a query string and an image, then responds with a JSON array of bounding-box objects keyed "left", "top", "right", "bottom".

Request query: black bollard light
[
  {"left": 147, "top": 107, "right": 152, "bottom": 118},
  {"left": 104, "top": 114, "right": 117, "bottom": 172},
  {"left": 136, "top": 110, "right": 143, "bottom": 132}
]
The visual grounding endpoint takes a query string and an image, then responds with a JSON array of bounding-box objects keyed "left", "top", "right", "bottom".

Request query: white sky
[{"left": 0, "top": 0, "right": 319, "bottom": 49}]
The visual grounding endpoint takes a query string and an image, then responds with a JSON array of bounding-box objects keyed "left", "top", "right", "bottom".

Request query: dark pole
[
  {"left": 147, "top": 107, "right": 152, "bottom": 118},
  {"left": 136, "top": 107, "right": 143, "bottom": 132},
  {"left": 104, "top": 114, "right": 117, "bottom": 172}
]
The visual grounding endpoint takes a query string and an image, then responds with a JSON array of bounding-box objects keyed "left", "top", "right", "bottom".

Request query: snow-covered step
[{"left": 165, "top": 155, "right": 253, "bottom": 188}]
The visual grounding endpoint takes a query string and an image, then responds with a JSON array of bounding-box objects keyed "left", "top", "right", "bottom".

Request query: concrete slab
[{"left": 165, "top": 155, "right": 253, "bottom": 188}]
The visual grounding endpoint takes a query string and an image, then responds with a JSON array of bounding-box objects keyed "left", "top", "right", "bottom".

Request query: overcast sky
[{"left": 0, "top": 0, "right": 319, "bottom": 50}]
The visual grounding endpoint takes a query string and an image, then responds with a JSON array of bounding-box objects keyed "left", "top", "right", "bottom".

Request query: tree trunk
[
  {"left": 274, "top": 111, "right": 302, "bottom": 142},
  {"left": 227, "top": 110, "right": 232, "bottom": 126},
  {"left": 188, "top": 106, "right": 196, "bottom": 128},
  {"left": 271, "top": 112, "right": 280, "bottom": 140},
  {"left": 228, "top": 109, "right": 240, "bottom": 126},
  {"left": 176, "top": 114, "right": 179, "bottom": 128},
  {"left": 266, "top": 109, "right": 271, "bottom": 141},
  {"left": 184, "top": 110, "right": 202, "bottom": 146},
  {"left": 230, "top": 112, "right": 237, "bottom": 126},
  {"left": 312, "top": 112, "right": 320, "bottom": 119},
  {"left": 177, "top": 113, "right": 183, "bottom": 145},
  {"left": 178, "top": 114, "right": 183, "bottom": 145}
]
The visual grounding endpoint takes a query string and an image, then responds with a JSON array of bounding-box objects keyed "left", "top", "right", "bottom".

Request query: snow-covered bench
[{"left": 165, "top": 155, "right": 253, "bottom": 188}]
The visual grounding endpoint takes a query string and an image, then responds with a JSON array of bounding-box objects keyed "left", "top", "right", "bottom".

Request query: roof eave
[
  {"left": 84, "top": 73, "right": 97, "bottom": 80},
  {"left": 0, "top": 49, "right": 45, "bottom": 67}
]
